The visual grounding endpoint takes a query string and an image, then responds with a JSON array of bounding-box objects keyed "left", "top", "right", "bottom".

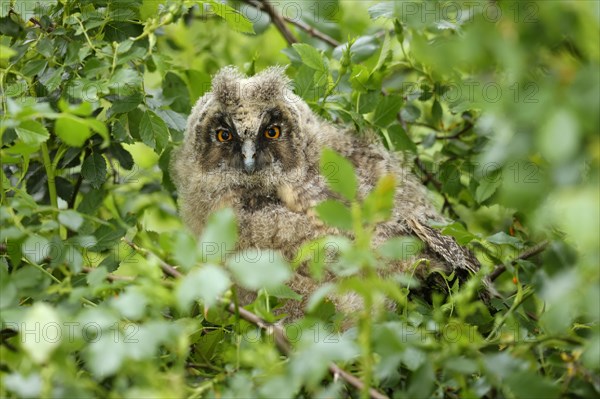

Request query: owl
[{"left": 172, "top": 66, "right": 486, "bottom": 321}]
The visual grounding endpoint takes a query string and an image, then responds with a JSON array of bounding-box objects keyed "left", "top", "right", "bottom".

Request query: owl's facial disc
[{"left": 197, "top": 105, "right": 299, "bottom": 179}]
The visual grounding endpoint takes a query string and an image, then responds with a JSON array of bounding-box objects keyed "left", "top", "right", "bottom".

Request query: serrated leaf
[
  {"left": 139, "top": 110, "right": 169, "bottom": 152},
  {"left": 108, "top": 67, "right": 141, "bottom": 88},
  {"left": 475, "top": 178, "right": 500, "bottom": 203},
  {"left": 22, "top": 60, "right": 47, "bottom": 77},
  {"left": 15, "top": 120, "right": 49, "bottom": 147},
  {"left": 154, "top": 109, "right": 187, "bottom": 132},
  {"left": 109, "top": 143, "right": 134, "bottom": 170},
  {"left": 320, "top": 148, "right": 357, "bottom": 201},
  {"left": 292, "top": 43, "right": 327, "bottom": 71},
  {"left": 372, "top": 95, "right": 403, "bottom": 128},
  {"left": 227, "top": 251, "right": 291, "bottom": 290},
  {"left": 315, "top": 200, "right": 353, "bottom": 230},
  {"left": 81, "top": 153, "right": 107, "bottom": 189}
]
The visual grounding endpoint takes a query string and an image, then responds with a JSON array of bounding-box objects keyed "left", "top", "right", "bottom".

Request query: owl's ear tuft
[
  {"left": 212, "top": 66, "right": 245, "bottom": 105},
  {"left": 253, "top": 66, "right": 291, "bottom": 100}
]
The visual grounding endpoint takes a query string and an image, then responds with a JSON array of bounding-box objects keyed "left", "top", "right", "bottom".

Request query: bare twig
[
  {"left": 489, "top": 240, "right": 549, "bottom": 281},
  {"left": 286, "top": 16, "right": 340, "bottom": 47},
  {"left": 82, "top": 266, "right": 134, "bottom": 282},
  {"left": 225, "top": 302, "right": 291, "bottom": 354},
  {"left": 242, "top": 0, "right": 340, "bottom": 47},
  {"left": 121, "top": 238, "right": 182, "bottom": 278},
  {"left": 256, "top": 0, "right": 297, "bottom": 45},
  {"left": 113, "top": 239, "right": 389, "bottom": 399}
]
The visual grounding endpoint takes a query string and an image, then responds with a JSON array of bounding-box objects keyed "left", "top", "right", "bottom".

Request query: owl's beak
[{"left": 241, "top": 140, "right": 256, "bottom": 173}]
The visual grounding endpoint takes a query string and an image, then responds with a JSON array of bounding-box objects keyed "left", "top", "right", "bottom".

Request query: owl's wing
[
  {"left": 406, "top": 217, "right": 479, "bottom": 274},
  {"left": 406, "top": 217, "right": 499, "bottom": 298}
]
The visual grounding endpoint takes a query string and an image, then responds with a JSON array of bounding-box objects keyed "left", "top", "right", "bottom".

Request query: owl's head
[{"left": 181, "top": 66, "right": 316, "bottom": 188}]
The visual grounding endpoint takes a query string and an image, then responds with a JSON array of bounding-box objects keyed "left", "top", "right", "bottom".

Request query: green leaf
[
  {"left": 81, "top": 153, "right": 107, "bottom": 189},
  {"left": 91, "top": 223, "right": 126, "bottom": 252},
  {"left": 505, "top": 370, "right": 561, "bottom": 399},
  {"left": 400, "top": 103, "right": 421, "bottom": 122},
  {"left": 539, "top": 109, "right": 580, "bottom": 163},
  {"left": 291, "top": 335, "right": 359, "bottom": 389},
  {"left": 162, "top": 72, "right": 190, "bottom": 113},
  {"left": 55, "top": 116, "right": 92, "bottom": 147},
  {"left": 372, "top": 95, "right": 403, "bottom": 128},
  {"left": 487, "top": 232, "right": 523, "bottom": 248},
  {"left": 378, "top": 237, "right": 423, "bottom": 260},
  {"left": 475, "top": 177, "right": 500, "bottom": 203},
  {"left": 205, "top": 0, "right": 255, "bottom": 34},
  {"left": 22, "top": 235, "right": 50, "bottom": 264},
  {"left": 431, "top": 99, "right": 442, "bottom": 126},
  {"left": 292, "top": 43, "right": 327, "bottom": 71},
  {"left": 3, "top": 373, "right": 42, "bottom": 398},
  {"left": 139, "top": 110, "right": 169, "bottom": 152},
  {"left": 21, "top": 303, "right": 61, "bottom": 364},
  {"left": 362, "top": 174, "right": 395, "bottom": 223},
  {"left": 14, "top": 120, "right": 49, "bottom": 147},
  {"left": 348, "top": 35, "right": 379, "bottom": 63},
  {"left": 407, "top": 362, "right": 435, "bottom": 399},
  {"left": 315, "top": 200, "right": 353, "bottom": 230},
  {"left": 268, "top": 284, "right": 302, "bottom": 301},
  {"left": 85, "top": 333, "right": 126, "bottom": 378},
  {"left": 58, "top": 210, "right": 84, "bottom": 231},
  {"left": 441, "top": 223, "right": 476, "bottom": 245},
  {"left": 22, "top": 60, "right": 47, "bottom": 77},
  {"left": 388, "top": 124, "right": 417, "bottom": 153},
  {"left": 199, "top": 208, "right": 238, "bottom": 263},
  {"left": 109, "top": 143, "right": 134, "bottom": 170},
  {"left": 368, "top": 2, "right": 394, "bottom": 19},
  {"left": 110, "top": 288, "right": 147, "bottom": 320},
  {"left": 172, "top": 230, "right": 199, "bottom": 271},
  {"left": 227, "top": 251, "right": 291, "bottom": 290},
  {"left": 108, "top": 67, "right": 141, "bottom": 88},
  {"left": 320, "top": 148, "right": 357, "bottom": 201}
]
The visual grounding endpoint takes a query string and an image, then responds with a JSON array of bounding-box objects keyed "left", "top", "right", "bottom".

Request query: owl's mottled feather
[{"left": 172, "top": 66, "right": 484, "bottom": 320}]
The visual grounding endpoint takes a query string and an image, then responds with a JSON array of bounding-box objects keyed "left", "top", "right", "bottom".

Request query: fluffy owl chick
[{"left": 172, "top": 66, "right": 483, "bottom": 320}]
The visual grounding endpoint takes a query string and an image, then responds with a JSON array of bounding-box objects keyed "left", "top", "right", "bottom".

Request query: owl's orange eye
[
  {"left": 216, "top": 129, "right": 232, "bottom": 142},
  {"left": 264, "top": 126, "right": 281, "bottom": 139}
]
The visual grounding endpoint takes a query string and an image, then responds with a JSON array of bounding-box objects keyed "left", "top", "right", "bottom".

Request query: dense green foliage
[{"left": 1, "top": 1, "right": 598, "bottom": 398}]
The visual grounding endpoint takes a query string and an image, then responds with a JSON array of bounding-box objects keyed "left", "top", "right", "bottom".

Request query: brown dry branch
[
  {"left": 242, "top": 0, "right": 340, "bottom": 47},
  {"left": 488, "top": 240, "right": 550, "bottom": 282}
]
